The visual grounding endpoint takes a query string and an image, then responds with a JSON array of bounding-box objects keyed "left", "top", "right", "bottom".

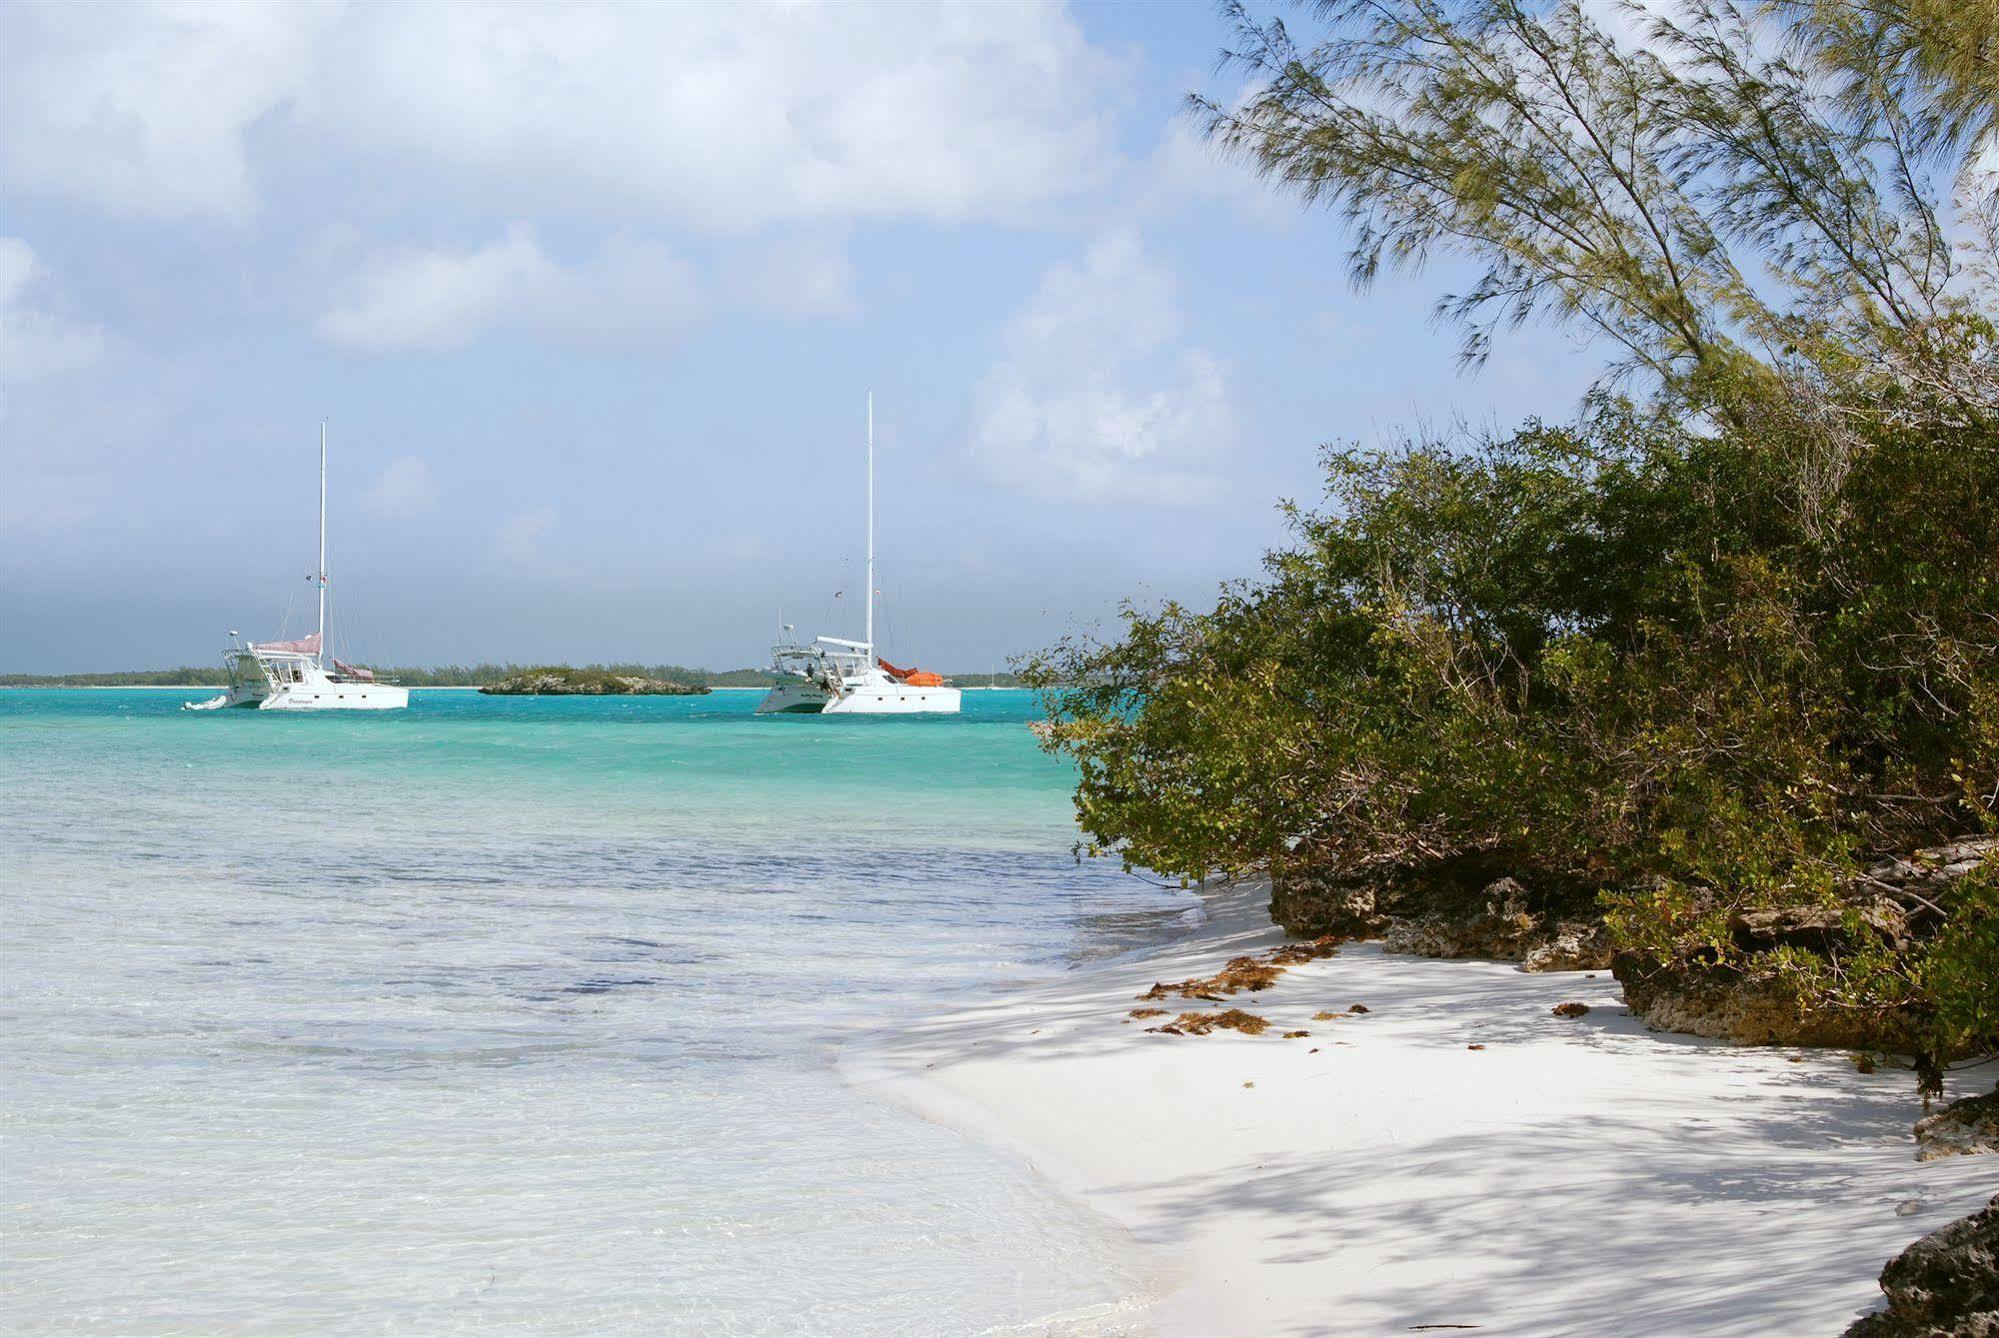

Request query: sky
[{"left": 0, "top": 0, "right": 1604, "bottom": 673}]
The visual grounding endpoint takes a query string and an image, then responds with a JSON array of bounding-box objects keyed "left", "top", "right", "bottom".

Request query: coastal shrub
[
  {"left": 1911, "top": 868, "right": 1999, "bottom": 1079},
  {"left": 1025, "top": 397, "right": 1999, "bottom": 1084},
  {"left": 1025, "top": 0, "right": 1999, "bottom": 1087},
  {"left": 1028, "top": 399, "right": 1999, "bottom": 870}
]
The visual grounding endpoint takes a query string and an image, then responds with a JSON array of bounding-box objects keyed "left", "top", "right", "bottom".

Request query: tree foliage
[{"left": 1197, "top": 0, "right": 1997, "bottom": 420}]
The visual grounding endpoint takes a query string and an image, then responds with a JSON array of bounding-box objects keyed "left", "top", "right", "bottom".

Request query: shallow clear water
[{"left": 1, "top": 688, "right": 1190, "bottom": 1335}]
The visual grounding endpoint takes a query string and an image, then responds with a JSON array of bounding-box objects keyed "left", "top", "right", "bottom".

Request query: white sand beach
[{"left": 853, "top": 882, "right": 1999, "bottom": 1337}]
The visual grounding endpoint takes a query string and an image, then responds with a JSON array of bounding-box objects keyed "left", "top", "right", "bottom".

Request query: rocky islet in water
[{"left": 478, "top": 667, "right": 710, "bottom": 696}]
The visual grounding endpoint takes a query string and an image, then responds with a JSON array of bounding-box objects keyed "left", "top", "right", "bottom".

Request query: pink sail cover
[
  {"left": 334, "top": 658, "right": 375, "bottom": 682},
  {"left": 252, "top": 632, "right": 321, "bottom": 655}
]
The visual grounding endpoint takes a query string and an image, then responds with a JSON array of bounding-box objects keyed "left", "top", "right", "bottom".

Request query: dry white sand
[{"left": 850, "top": 881, "right": 1999, "bottom": 1337}]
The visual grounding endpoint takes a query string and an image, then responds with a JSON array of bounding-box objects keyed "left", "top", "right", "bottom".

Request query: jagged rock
[
  {"left": 1729, "top": 900, "right": 1909, "bottom": 955},
  {"left": 1270, "top": 848, "right": 1560, "bottom": 939},
  {"left": 1611, "top": 953, "right": 1919, "bottom": 1051},
  {"left": 1269, "top": 863, "right": 1400, "bottom": 937},
  {"left": 1384, "top": 876, "right": 1536, "bottom": 958},
  {"left": 1844, "top": 1194, "right": 1999, "bottom": 1337},
  {"left": 1863, "top": 838, "right": 1999, "bottom": 892},
  {"left": 1273, "top": 838, "right": 1992, "bottom": 950},
  {"left": 1730, "top": 904, "right": 1842, "bottom": 951},
  {"left": 1850, "top": 839, "right": 1998, "bottom": 937},
  {"left": 1614, "top": 837, "right": 1995, "bottom": 1052},
  {"left": 1523, "top": 920, "right": 1614, "bottom": 972},
  {"left": 1379, "top": 878, "right": 1616, "bottom": 970},
  {"left": 1272, "top": 856, "right": 1614, "bottom": 968},
  {"left": 1916, "top": 1087, "right": 1999, "bottom": 1163}
]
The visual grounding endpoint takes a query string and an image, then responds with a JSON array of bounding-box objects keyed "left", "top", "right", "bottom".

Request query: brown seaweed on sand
[
  {"left": 1138, "top": 957, "right": 1277, "bottom": 999},
  {"left": 1136, "top": 936, "right": 1346, "bottom": 1002},
  {"left": 1266, "top": 936, "right": 1345, "bottom": 966},
  {"left": 1146, "top": 1008, "right": 1271, "bottom": 1036}
]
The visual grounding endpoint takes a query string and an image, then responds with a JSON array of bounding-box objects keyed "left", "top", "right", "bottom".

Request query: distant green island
[
  {"left": 480, "top": 668, "right": 710, "bottom": 696},
  {"left": 0, "top": 664, "right": 1024, "bottom": 689}
]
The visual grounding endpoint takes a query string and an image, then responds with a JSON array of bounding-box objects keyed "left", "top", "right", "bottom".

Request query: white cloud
[
  {"left": 0, "top": 237, "right": 106, "bottom": 390},
  {"left": 316, "top": 225, "right": 700, "bottom": 352},
  {"left": 0, "top": 1, "right": 1124, "bottom": 233},
  {"left": 361, "top": 456, "right": 437, "bottom": 517},
  {"left": 0, "top": 2, "right": 328, "bottom": 223},
  {"left": 0, "top": 241, "right": 41, "bottom": 306},
  {"left": 726, "top": 232, "right": 855, "bottom": 318},
  {"left": 966, "top": 230, "right": 1236, "bottom": 503},
  {"left": 495, "top": 507, "right": 555, "bottom": 564}
]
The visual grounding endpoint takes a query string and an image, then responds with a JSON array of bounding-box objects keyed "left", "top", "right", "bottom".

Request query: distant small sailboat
[
  {"left": 757, "top": 395, "right": 960, "bottom": 715},
  {"left": 187, "top": 424, "right": 409, "bottom": 712}
]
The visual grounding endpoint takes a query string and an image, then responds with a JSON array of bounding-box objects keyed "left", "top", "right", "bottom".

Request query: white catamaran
[
  {"left": 187, "top": 424, "right": 409, "bottom": 712},
  {"left": 756, "top": 396, "right": 961, "bottom": 715}
]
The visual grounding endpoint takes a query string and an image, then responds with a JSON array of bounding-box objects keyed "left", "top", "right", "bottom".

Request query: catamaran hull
[
  {"left": 261, "top": 683, "right": 408, "bottom": 710},
  {"left": 755, "top": 681, "right": 961, "bottom": 715},
  {"left": 755, "top": 681, "right": 833, "bottom": 713},
  {"left": 185, "top": 683, "right": 409, "bottom": 711}
]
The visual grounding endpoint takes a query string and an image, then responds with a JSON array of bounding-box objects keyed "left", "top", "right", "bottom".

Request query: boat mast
[
  {"left": 865, "top": 391, "right": 874, "bottom": 668},
  {"left": 318, "top": 420, "right": 328, "bottom": 668}
]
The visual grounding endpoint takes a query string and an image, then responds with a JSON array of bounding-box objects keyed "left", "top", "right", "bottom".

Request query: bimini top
[{"left": 248, "top": 632, "right": 321, "bottom": 658}]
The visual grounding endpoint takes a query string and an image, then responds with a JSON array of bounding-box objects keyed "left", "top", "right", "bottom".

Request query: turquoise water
[{"left": 1, "top": 689, "right": 1189, "bottom": 1335}]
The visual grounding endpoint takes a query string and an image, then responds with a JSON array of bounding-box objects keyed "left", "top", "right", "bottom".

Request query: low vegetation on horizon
[{"left": 0, "top": 665, "right": 1026, "bottom": 690}]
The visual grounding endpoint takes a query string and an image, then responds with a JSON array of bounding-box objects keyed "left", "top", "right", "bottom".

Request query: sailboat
[
  {"left": 186, "top": 424, "right": 409, "bottom": 712},
  {"left": 756, "top": 395, "right": 961, "bottom": 715}
]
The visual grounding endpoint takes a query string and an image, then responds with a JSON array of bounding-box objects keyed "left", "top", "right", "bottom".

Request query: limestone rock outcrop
[
  {"left": 1615, "top": 838, "right": 1994, "bottom": 1050},
  {"left": 1844, "top": 1194, "right": 1999, "bottom": 1337},
  {"left": 1915, "top": 1087, "right": 1999, "bottom": 1163},
  {"left": 1271, "top": 862, "right": 1611, "bottom": 970}
]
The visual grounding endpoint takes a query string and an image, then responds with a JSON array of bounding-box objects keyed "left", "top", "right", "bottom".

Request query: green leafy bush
[{"left": 1025, "top": 395, "right": 1998, "bottom": 1084}]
